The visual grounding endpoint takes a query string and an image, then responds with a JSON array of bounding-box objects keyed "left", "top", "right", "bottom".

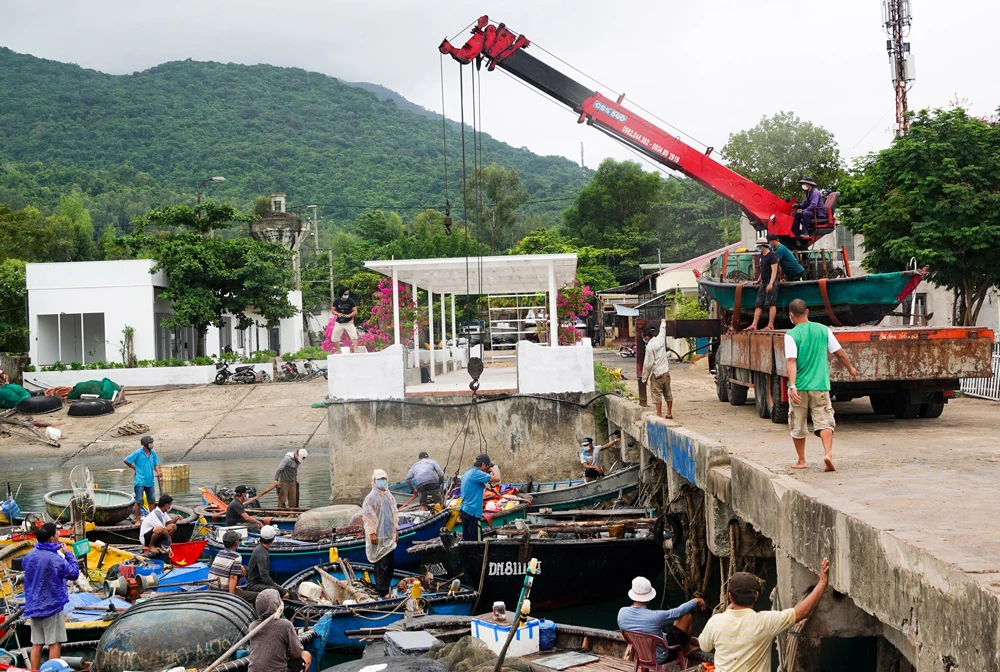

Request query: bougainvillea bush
[{"left": 536, "top": 281, "right": 594, "bottom": 345}]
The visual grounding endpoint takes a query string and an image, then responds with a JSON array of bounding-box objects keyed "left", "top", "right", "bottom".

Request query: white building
[{"left": 26, "top": 260, "right": 303, "bottom": 366}]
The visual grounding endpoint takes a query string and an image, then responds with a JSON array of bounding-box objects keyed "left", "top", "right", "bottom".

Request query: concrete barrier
[
  {"left": 327, "top": 344, "right": 405, "bottom": 400},
  {"left": 26, "top": 365, "right": 217, "bottom": 388},
  {"left": 516, "top": 340, "right": 595, "bottom": 394}
]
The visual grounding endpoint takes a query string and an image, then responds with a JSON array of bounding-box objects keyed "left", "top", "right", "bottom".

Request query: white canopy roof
[{"left": 364, "top": 254, "right": 578, "bottom": 294}]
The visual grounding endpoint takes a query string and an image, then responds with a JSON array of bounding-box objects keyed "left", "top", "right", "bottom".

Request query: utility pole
[
  {"left": 883, "top": 0, "right": 915, "bottom": 137},
  {"left": 308, "top": 205, "right": 319, "bottom": 261},
  {"left": 328, "top": 250, "right": 335, "bottom": 307},
  {"left": 580, "top": 142, "right": 585, "bottom": 174}
]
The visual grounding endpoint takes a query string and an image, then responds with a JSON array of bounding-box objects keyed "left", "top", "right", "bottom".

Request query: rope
[
  {"left": 458, "top": 65, "right": 471, "bottom": 296},
  {"left": 470, "top": 538, "right": 491, "bottom": 614},
  {"left": 439, "top": 53, "right": 450, "bottom": 209}
]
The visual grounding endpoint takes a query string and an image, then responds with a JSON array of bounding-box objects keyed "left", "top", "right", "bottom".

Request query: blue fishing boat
[
  {"left": 281, "top": 562, "right": 477, "bottom": 651},
  {"left": 203, "top": 510, "right": 450, "bottom": 580}
]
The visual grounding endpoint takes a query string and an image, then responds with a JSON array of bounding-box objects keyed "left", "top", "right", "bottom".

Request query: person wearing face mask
[
  {"left": 640, "top": 318, "right": 673, "bottom": 419},
  {"left": 362, "top": 468, "right": 398, "bottom": 598},
  {"left": 330, "top": 288, "right": 359, "bottom": 353},
  {"left": 790, "top": 177, "right": 826, "bottom": 238},
  {"left": 273, "top": 448, "right": 307, "bottom": 509}
]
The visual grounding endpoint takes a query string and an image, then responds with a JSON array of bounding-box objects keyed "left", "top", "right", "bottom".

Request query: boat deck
[{"left": 524, "top": 650, "right": 635, "bottom": 672}]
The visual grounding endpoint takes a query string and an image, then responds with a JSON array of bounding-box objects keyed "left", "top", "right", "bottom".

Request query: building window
[
  {"left": 35, "top": 313, "right": 105, "bottom": 366},
  {"left": 835, "top": 225, "right": 856, "bottom": 261},
  {"left": 236, "top": 327, "right": 246, "bottom": 349},
  {"left": 902, "top": 292, "right": 928, "bottom": 325}
]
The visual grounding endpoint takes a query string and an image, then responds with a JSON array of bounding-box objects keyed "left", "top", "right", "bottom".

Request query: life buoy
[
  {"left": 68, "top": 399, "right": 115, "bottom": 417},
  {"left": 15, "top": 394, "right": 63, "bottom": 415}
]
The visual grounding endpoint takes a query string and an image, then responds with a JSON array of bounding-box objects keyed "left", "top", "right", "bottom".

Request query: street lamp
[{"left": 196, "top": 176, "right": 226, "bottom": 205}]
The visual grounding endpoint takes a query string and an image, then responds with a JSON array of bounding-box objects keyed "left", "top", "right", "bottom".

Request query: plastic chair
[{"left": 621, "top": 630, "right": 686, "bottom": 672}]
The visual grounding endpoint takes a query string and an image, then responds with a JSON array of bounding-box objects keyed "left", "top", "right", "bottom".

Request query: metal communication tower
[{"left": 883, "top": 0, "right": 915, "bottom": 136}]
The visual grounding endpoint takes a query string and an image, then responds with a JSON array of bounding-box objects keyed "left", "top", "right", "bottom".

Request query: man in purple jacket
[
  {"left": 791, "top": 177, "right": 826, "bottom": 237},
  {"left": 24, "top": 523, "right": 79, "bottom": 670}
]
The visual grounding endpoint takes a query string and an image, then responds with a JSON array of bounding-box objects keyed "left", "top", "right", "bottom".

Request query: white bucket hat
[{"left": 628, "top": 576, "right": 656, "bottom": 602}]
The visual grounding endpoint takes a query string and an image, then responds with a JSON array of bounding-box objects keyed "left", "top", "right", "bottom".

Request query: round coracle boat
[{"left": 44, "top": 489, "right": 135, "bottom": 526}]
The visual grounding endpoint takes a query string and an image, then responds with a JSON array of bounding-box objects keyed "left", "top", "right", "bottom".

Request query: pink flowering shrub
[
  {"left": 537, "top": 281, "right": 594, "bottom": 345},
  {"left": 324, "top": 279, "right": 424, "bottom": 353}
]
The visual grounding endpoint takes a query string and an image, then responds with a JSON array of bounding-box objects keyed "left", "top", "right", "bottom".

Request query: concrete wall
[
  {"left": 328, "top": 392, "right": 598, "bottom": 502},
  {"left": 516, "top": 340, "right": 595, "bottom": 394},
  {"left": 26, "top": 365, "right": 217, "bottom": 388},
  {"left": 327, "top": 344, "right": 405, "bottom": 400},
  {"left": 604, "top": 395, "right": 1000, "bottom": 671}
]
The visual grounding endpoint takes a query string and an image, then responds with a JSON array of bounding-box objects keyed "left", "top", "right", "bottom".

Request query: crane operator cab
[{"left": 789, "top": 176, "right": 838, "bottom": 245}]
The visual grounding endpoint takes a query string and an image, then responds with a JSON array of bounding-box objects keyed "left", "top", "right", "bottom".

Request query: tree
[
  {"left": 352, "top": 209, "right": 405, "bottom": 247},
  {"left": 0, "top": 204, "right": 51, "bottom": 262},
  {"left": 125, "top": 203, "right": 297, "bottom": 355},
  {"left": 464, "top": 163, "right": 530, "bottom": 253},
  {"left": 43, "top": 191, "right": 97, "bottom": 261},
  {"left": 649, "top": 178, "right": 741, "bottom": 262},
  {"left": 0, "top": 259, "right": 27, "bottom": 353},
  {"left": 839, "top": 107, "right": 1000, "bottom": 325},
  {"left": 510, "top": 228, "right": 619, "bottom": 291},
  {"left": 722, "top": 111, "right": 844, "bottom": 197}
]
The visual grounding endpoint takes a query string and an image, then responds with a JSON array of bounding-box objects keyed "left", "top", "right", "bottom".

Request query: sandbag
[
  {"left": 0, "top": 384, "right": 30, "bottom": 409},
  {"left": 67, "top": 378, "right": 121, "bottom": 400},
  {"left": 292, "top": 504, "right": 362, "bottom": 541}
]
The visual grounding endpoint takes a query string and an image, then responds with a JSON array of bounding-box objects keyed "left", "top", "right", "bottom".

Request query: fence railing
[{"left": 961, "top": 342, "right": 1000, "bottom": 401}]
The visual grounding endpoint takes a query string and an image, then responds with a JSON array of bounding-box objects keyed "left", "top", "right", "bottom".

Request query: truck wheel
[
  {"left": 870, "top": 394, "right": 894, "bottom": 415},
  {"left": 769, "top": 375, "right": 789, "bottom": 424},
  {"left": 893, "top": 391, "right": 921, "bottom": 419},
  {"left": 716, "top": 366, "right": 729, "bottom": 403},
  {"left": 919, "top": 400, "right": 945, "bottom": 418},
  {"left": 754, "top": 372, "right": 770, "bottom": 418},
  {"left": 728, "top": 380, "right": 748, "bottom": 406}
]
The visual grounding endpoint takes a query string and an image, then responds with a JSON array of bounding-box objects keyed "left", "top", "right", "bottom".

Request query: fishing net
[
  {"left": 67, "top": 378, "right": 121, "bottom": 400},
  {"left": 0, "top": 383, "right": 30, "bottom": 409},
  {"left": 425, "top": 635, "right": 533, "bottom": 672}
]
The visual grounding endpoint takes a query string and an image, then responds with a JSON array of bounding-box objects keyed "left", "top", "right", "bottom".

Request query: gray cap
[{"left": 140, "top": 435, "right": 154, "bottom": 446}]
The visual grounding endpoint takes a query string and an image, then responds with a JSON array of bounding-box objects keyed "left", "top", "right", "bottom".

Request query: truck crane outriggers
[{"left": 440, "top": 16, "right": 836, "bottom": 249}]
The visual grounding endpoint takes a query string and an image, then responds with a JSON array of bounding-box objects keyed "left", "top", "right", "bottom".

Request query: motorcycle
[
  {"left": 215, "top": 362, "right": 269, "bottom": 384},
  {"left": 278, "top": 360, "right": 303, "bottom": 382},
  {"left": 619, "top": 344, "right": 637, "bottom": 358},
  {"left": 302, "top": 359, "right": 328, "bottom": 380}
]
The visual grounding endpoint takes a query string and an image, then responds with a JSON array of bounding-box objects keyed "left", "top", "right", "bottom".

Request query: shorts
[
  {"left": 583, "top": 467, "right": 602, "bottom": 480},
  {"left": 649, "top": 371, "right": 672, "bottom": 404},
  {"left": 755, "top": 281, "right": 780, "bottom": 308},
  {"left": 416, "top": 482, "right": 444, "bottom": 507},
  {"left": 134, "top": 484, "right": 155, "bottom": 508},
  {"left": 30, "top": 613, "right": 67, "bottom": 646},
  {"left": 789, "top": 390, "right": 836, "bottom": 439},
  {"left": 786, "top": 270, "right": 805, "bottom": 281},
  {"left": 331, "top": 321, "right": 359, "bottom": 342},
  {"left": 660, "top": 625, "right": 689, "bottom": 663}
]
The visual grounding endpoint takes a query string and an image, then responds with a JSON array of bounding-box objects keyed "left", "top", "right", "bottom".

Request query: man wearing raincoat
[{"left": 362, "top": 468, "right": 398, "bottom": 598}]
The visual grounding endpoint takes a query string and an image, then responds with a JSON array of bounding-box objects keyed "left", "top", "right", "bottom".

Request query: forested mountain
[{"left": 0, "top": 48, "right": 588, "bottom": 225}]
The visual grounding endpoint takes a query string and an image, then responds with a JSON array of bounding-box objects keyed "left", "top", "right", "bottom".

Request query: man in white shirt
[
  {"left": 139, "top": 494, "right": 181, "bottom": 554},
  {"left": 699, "top": 558, "right": 830, "bottom": 672},
  {"left": 641, "top": 318, "right": 672, "bottom": 419}
]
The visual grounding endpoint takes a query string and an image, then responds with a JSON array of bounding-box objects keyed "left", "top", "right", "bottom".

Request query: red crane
[{"left": 440, "top": 16, "right": 838, "bottom": 248}]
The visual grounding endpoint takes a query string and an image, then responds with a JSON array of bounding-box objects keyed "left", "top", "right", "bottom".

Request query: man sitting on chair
[{"left": 617, "top": 576, "right": 705, "bottom": 665}]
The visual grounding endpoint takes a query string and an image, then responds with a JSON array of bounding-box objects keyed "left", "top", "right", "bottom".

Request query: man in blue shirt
[
  {"left": 766, "top": 234, "right": 805, "bottom": 281},
  {"left": 459, "top": 453, "right": 500, "bottom": 541},
  {"left": 617, "top": 576, "right": 705, "bottom": 664},
  {"left": 124, "top": 435, "right": 162, "bottom": 521}
]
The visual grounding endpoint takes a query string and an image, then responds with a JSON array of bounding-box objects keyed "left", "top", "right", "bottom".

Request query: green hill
[{"left": 0, "top": 48, "right": 589, "bottom": 225}]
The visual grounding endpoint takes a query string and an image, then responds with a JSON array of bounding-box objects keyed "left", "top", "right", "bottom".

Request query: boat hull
[
  {"left": 205, "top": 511, "right": 450, "bottom": 579},
  {"left": 282, "top": 562, "right": 476, "bottom": 651},
  {"left": 525, "top": 465, "right": 639, "bottom": 511},
  {"left": 699, "top": 271, "right": 923, "bottom": 328},
  {"left": 417, "top": 537, "right": 663, "bottom": 610},
  {"left": 86, "top": 505, "right": 197, "bottom": 544}
]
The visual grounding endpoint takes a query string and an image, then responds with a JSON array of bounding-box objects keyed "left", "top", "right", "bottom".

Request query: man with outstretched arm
[
  {"left": 700, "top": 558, "right": 831, "bottom": 672},
  {"left": 784, "top": 299, "right": 858, "bottom": 472}
]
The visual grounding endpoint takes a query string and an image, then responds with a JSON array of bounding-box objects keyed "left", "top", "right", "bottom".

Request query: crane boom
[{"left": 440, "top": 16, "right": 836, "bottom": 245}]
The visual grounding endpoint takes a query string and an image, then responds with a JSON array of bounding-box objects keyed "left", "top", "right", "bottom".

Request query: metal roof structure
[{"left": 364, "top": 254, "right": 577, "bottom": 295}]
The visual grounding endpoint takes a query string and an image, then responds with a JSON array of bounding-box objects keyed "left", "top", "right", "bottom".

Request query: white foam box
[
  {"left": 215, "top": 526, "right": 249, "bottom": 543},
  {"left": 471, "top": 615, "right": 540, "bottom": 657}
]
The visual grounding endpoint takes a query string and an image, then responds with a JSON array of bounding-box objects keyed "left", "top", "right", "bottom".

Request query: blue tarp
[{"left": 63, "top": 593, "right": 131, "bottom": 622}]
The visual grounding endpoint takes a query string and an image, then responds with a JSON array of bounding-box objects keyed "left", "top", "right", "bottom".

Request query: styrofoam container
[
  {"left": 471, "top": 616, "right": 540, "bottom": 657},
  {"left": 216, "top": 526, "right": 249, "bottom": 543}
]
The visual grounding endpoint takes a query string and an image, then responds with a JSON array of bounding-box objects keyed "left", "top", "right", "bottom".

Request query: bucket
[
  {"left": 169, "top": 540, "right": 208, "bottom": 567},
  {"left": 538, "top": 619, "right": 557, "bottom": 651}
]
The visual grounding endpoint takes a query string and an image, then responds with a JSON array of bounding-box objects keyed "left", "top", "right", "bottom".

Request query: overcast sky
[{"left": 3, "top": 0, "right": 998, "bottom": 175}]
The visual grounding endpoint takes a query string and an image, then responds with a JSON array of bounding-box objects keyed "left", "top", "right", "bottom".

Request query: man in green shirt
[
  {"left": 784, "top": 299, "right": 857, "bottom": 471},
  {"left": 765, "top": 234, "right": 805, "bottom": 281}
]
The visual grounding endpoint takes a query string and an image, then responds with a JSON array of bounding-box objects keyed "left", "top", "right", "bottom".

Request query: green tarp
[
  {"left": 0, "top": 384, "right": 31, "bottom": 409},
  {"left": 68, "top": 378, "right": 121, "bottom": 400}
]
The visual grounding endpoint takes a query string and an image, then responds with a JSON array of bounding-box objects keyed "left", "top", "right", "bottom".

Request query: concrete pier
[{"left": 605, "top": 367, "right": 1000, "bottom": 672}]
